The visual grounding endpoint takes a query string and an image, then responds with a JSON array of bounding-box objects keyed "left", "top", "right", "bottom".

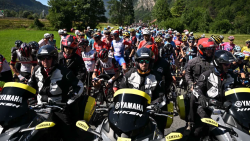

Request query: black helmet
[
  {"left": 28, "top": 41, "right": 39, "bottom": 51},
  {"left": 20, "top": 43, "right": 32, "bottom": 57},
  {"left": 98, "top": 49, "right": 109, "bottom": 60},
  {"left": 134, "top": 47, "right": 155, "bottom": 73},
  {"left": 78, "top": 38, "right": 89, "bottom": 47},
  {"left": 188, "top": 36, "right": 194, "bottom": 41},
  {"left": 37, "top": 45, "right": 58, "bottom": 65},
  {"left": 160, "top": 43, "right": 173, "bottom": 58},
  {"left": 15, "top": 40, "right": 23, "bottom": 47},
  {"left": 213, "top": 50, "right": 236, "bottom": 73}
]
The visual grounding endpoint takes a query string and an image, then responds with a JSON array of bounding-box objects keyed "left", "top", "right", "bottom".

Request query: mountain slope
[{"left": 0, "top": 0, "right": 48, "bottom": 14}]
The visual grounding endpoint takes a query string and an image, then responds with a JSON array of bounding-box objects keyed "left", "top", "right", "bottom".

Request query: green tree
[
  {"left": 152, "top": 0, "right": 171, "bottom": 22},
  {"left": 170, "top": 0, "right": 185, "bottom": 17},
  {"left": 23, "top": 11, "right": 32, "bottom": 18},
  {"left": 108, "top": 0, "right": 134, "bottom": 25}
]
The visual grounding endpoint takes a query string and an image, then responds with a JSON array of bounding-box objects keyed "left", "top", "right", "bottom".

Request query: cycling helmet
[
  {"left": 50, "top": 33, "right": 54, "bottom": 37},
  {"left": 228, "top": 36, "right": 235, "bottom": 40},
  {"left": 183, "top": 30, "right": 188, "bottom": 32},
  {"left": 188, "top": 36, "right": 195, "bottom": 41},
  {"left": 190, "top": 32, "right": 193, "bottom": 35},
  {"left": 20, "top": 43, "right": 32, "bottom": 57},
  {"left": 130, "top": 28, "right": 135, "bottom": 32},
  {"left": 197, "top": 38, "right": 216, "bottom": 56},
  {"left": 15, "top": 40, "right": 23, "bottom": 47},
  {"left": 210, "top": 35, "right": 222, "bottom": 45},
  {"left": 200, "top": 34, "right": 205, "bottom": 38},
  {"left": 233, "top": 45, "right": 241, "bottom": 52},
  {"left": 219, "top": 35, "right": 224, "bottom": 40},
  {"left": 61, "top": 35, "right": 78, "bottom": 49},
  {"left": 143, "top": 28, "right": 151, "bottom": 35},
  {"left": 182, "top": 36, "right": 188, "bottom": 42},
  {"left": 44, "top": 33, "right": 51, "bottom": 39},
  {"left": 234, "top": 52, "right": 245, "bottom": 60},
  {"left": 168, "top": 30, "right": 172, "bottom": 34},
  {"left": 176, "top": 32, "right": 181, "bottom": 36},
  {"left": 165, "top": 34, "right": 170, "bottom": 39},
  {"left": 112, "top": 30, "right": 119, "bottom": 37},
  {"left": 93, "top": 32, "right": 102, "bottom": 39},
  {"left": 213, "top": 50, "right": 236, "bottom": 73},
  {"left": 75, "top": 30, "right": 80, "bottom": 35},
  {"left": 245, "top": 39, "right": 250, "bottom": 44},
  {"left": 78, "top": 38, "right": 89, "bottom": 46},
  {"left": 123, "top": 32, "right": 130, "bottom": 37},
  {"left": 28, "top": 41, "right": 39, "bottom": 51},
  {"left": 104, "top": 30, "right": 110, "bottom": 34},
  {"left": 160, "top": 43, "right": 173, "bottom": 58},
  {"left": 98, "top": 49, "right": 109, "bottom": 60},
  {"left": 155, "top": 37, "right": 162, "bottom": 43},
  {"left": 134, "top": 47, "right": 155, "bottom": 73},
  {"left": 58, "top": 29, "right": 64, "bottom": 35},
  {"left": 37, "top": 45, "right": 58, "bottom": 65},
  {"left": 185, "top": 31, "right": 189, "bottom": 35}
]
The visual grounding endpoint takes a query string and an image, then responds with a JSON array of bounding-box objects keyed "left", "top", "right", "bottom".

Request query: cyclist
[
  {"left": 218, "top": 35, "right": 225, "bottom": 50},
  {"left": 232, "top": 52, "right": 245, "bottom": 81},
  {"left": 12, "top": 40, "right": 23, "bottom": 74},
  {"left": 191, "top": 50, "right": 239, "bottom": 140},
  {"left": 28, "top": 45, "right": 84, "bottom": 141},
  {"left": 130, "top": 28, "right": 138, "bottom": 50},
  {"left": 92, "top": 49, "right": 120, "bottom": 91},
  {"left": 49, "top": 33, "right": 56, "bottom": 48},
  {"left": 221, "top": 36, "right": 235, "bottom": 52},
  {"left": 58, "top": 35, "right": 86, "bottom": 83},
  {"left": 80, "top": 39, "right": 97, "bottom": 95},
  {"left": 185, "top": 38, "right": 216, "bottom": 130},
  {"left": 193, "top": 35, "right": 199, "bottom": 46},
  {"left": 110, "top": 30, "right": 130, "bottom": 72},
  {"left": 28, "top": 41, "right": 39, "bottom": 73},
  {"left": 123, "top": 32, "right": 135, "bottom": 67},
  {"left": 184, "top": 36, "right": 198, "bottom": 62},
  {"left": 155, "top": 37, "right": 163, "bottom": 50},
  {"left": 38, "top": 33, "right": 50, "bottom": 47},
  {"left": 93, "top": 32, "right": 108, "bottom": 53},
  {"left": 241, "top": 39, "right": 250, "bottom": 68},
  {"left": 102, "top": 30, "right": 113, "bottom": 50},
  {"left": 0, "top": 54, "right": 12, "bottom": 82},
  {"left": 120, "top": 47, "right": 167, "bottom": 134},
  {"left": 10, "top": 43, "right": 37, "bottom": 82}
]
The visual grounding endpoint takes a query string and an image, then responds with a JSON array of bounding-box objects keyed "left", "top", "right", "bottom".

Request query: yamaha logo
[
  {"left": 235, "top": 101, "right": 242, "bottom": 107},
  {"left": 115, "top": 102, "right": 120, "bottom": 109}
]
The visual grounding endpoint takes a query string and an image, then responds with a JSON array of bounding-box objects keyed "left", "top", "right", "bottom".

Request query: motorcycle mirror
[
  {"left": 201, "top": 118, "right": 218, "bottom": 127},
  {"left": 165, "top": 132, "right": 183, "bottom": 141},
  {"left": 76, "top": 120, "right": 89, "bottom": 131},
  {"left": 20, "top": 122, "right": 55, "bottom": 132}
]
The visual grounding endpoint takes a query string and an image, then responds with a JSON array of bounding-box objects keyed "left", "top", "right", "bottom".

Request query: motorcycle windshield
[
  {"left": 225, "top": 88, "right": 250, "bottom": 129},
  {"left": 0, "top": 82, "right": 36, "bottom": 126},
  {"left": 108, "top": 89, "right": 151, "bottom": 134}
]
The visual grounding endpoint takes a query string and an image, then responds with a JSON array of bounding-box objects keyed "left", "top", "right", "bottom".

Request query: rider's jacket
[
  {"left": 241, "top": 46, "right": 250, "bottom": 61},
  {"left": 94, "top": 57, "right": 118, "bottom": 75},
  {"left": 153, "top": 58, "right": 173, "bottom": 95},
  {"left": 111, "top": 38, "right": 130, "bottom": 57},
  {"left": 28, "top": 64, "right": 84, "bottom": 105},
  {"left": 58, "top": 52, "right": 86, "bottom": 83},
  {"left": 120, "top": 68, "right": 164, "bottom": 101},
  {"left": 10, "top": 47, "right": 37, "bottom": 73},
  {"left": 81, "top": 50, "right": 97, "bottom": 72},
  {"left": 185, "top": 55, "right": 214, "bottom": 84},
  {"left": 193, "top": 68, "right": 238, "bottom": 102}
]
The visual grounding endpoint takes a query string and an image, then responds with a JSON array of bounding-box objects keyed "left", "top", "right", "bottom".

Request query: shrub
[{"left": 27, "top": 15, "right": 34, "bottom": 20}]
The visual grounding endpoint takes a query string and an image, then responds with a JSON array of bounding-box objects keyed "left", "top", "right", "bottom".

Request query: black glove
[
  {"left": 198, "top": 95, "right": 209, "bottom": 108},
  {"left": 40, "top": 86, "right": 50, "bottom": 96}
]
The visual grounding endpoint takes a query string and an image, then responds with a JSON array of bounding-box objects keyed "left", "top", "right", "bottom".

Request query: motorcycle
[
  {"left": 76, "top": 88, "right": 182, "bottom": 141},
  {"left": 0, "top": 82, "right": 96, "bottom": 141}
]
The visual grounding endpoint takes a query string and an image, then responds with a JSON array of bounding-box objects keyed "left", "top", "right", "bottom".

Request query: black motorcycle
[{"left": 76, "top": 88, "right": 182, "bottom": 141}]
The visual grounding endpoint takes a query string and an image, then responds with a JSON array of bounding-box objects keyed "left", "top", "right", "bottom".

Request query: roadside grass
[
  {"left": 97, "top": 23, "right": 119, "bottom": 30},
  {"left": 194, "top": 33, "right": 250, "bottom": 47}
]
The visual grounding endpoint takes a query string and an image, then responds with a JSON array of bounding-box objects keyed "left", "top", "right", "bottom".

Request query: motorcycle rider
[
  {"left": 28, "top": 45, "right": 84, "bottom": 141},
  {"left": 58, "top": 35, "right": 87, "bottom": 84},
  {"left": 190, "top": 50, "right": 239, "bottom": 139},
  {"left": 120, "top": 47, "right": 167, "bottom": 134},
  {"left": 185, "top": 38, "right": 217, "bottom": 130}
]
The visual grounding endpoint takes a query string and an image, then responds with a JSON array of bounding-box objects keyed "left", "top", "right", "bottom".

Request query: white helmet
[
  {"left": 173, "top": 30, "right": 177, "bottom": 33},
  {"left": 44, "top": 33, "right": 51, "bottom": 39},
  {"left": 185, "top": 31, "right": 189, "bottom": 35},
  {"left": 58, "top": 29, "right": 64, "bottom": 35},
  {"left": 190, "top": 32, "right": 193, "bottom": 35},
  {"left": 87, "top": 26, "right": 90, "bottom": 29},
  {"left": 75, "top": 30, "right": 80, "bottom": 35},
  {"left": 143, "top": 28, "right": 151, "bottom": 35}
]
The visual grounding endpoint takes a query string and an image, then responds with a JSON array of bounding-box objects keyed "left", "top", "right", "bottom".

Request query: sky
[{"left": 36, "top": 0, "right": 48, "bottom": 6}]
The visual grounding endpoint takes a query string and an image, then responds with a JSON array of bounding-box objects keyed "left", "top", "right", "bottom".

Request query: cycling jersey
[
  {"left": 82, "top": 50, "right": 97, "bottom": 72},
  {"left": 89, "top": 38, "right": 95, "bottom": 50},
  {"left": 10, "top": 48, "right": 37, "bottom": 73},
  {"left": 75, "top": 48, "right": 82, "bottom": 57},
  {"left": 94, "top": 57, "right": 118, "bottom": 74},
  {"left": 164, "top": 41, "right": 176, "bottom": 49},
  {"left": 102, "top": 37, "right": 113, "bottom": 48},
  {"left": 186, "top": 47, "right": 198, "bottom": 61},
  {"left": 241, "top": 46, "right": 250, "bottom": 61},
  {"left": 38, "top": 39, "right": 49, "bottom": 47},
  {"left": 94, "top": 41, "right": 108, "bottom": 53},
  {"left": 111, "top": 38, "right": 130, "bottom": 57},
  {"left": 221, "top": 42, "right": 235, "bottom": 52},
  {"left": 0, "top": 54, "right": 11, "bottom": 73}
]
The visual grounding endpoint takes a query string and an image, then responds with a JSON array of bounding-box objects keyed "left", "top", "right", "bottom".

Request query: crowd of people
[{"left": 0, "top": 25, "right": 250, "bottom": 140}]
